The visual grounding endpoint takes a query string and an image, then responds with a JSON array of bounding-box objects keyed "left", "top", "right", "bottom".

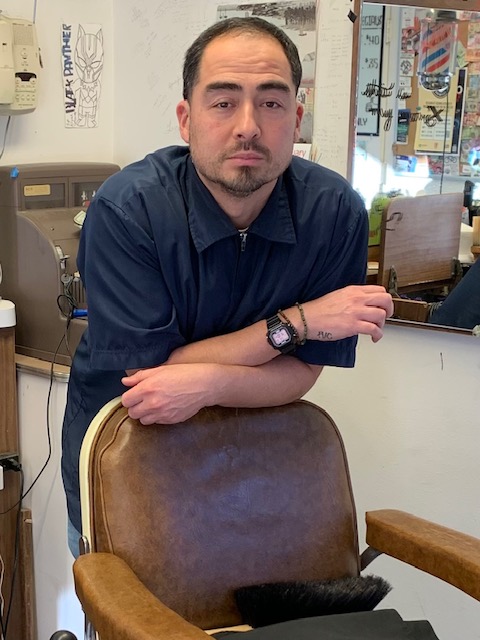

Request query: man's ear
[
  {"left": 176, "top": 100, "right": 190, "bottom": 143},
  {"left": 294, "top": 102, "right": 304, "bottom": 143}
]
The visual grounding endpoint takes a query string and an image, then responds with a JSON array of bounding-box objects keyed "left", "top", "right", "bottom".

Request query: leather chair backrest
[{"left": 84, "top": 400, "right": 360, "bottom": 630}]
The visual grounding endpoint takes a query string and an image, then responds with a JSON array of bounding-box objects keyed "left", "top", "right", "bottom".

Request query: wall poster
[
  {"left": 61, "top": 23, "right": 104, "bottom": 128},
  {"left": 414, "top": 68, "right": 466, "bottom": 154}
]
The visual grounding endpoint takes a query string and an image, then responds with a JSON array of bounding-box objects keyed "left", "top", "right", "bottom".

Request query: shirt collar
[{"left": 186, "top": 157, "right": 297, "bottom": 253}]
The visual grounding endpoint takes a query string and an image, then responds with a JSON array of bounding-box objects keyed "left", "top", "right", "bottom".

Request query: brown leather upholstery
[
  {"left": 74, "top": 400, "right": 480, "bottom": 640},
  {"left": 366, "top": 510, "right": 480, "bottom": 602},
  {"left": 84, "top": 401, "right": 360, "bottom": 630}
]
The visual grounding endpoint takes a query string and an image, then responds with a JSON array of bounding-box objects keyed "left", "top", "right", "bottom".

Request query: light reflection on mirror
[{"left": 353, "top": 3, "right": 480, "bottom": 333}]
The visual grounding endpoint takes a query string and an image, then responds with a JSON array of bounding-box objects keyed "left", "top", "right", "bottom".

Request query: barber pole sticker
[{"left": 419, "top": 22, "right": 457, "bottom": 76}]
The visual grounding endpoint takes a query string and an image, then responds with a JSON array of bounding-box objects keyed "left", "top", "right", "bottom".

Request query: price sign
[{"left": 357, "top": 5, "right": 385, "bottom": 136}]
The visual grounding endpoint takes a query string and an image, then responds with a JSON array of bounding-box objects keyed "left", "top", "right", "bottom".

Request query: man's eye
[
  {"left": 264, "top": 101, "right": 281, "bottom": 109},
  {"left": 215, "top": 101, "right": 231, "bottom": 109}
]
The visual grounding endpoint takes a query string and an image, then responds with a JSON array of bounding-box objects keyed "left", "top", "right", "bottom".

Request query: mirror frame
[{"left": 348, "top": 0, "right": 479, "bottom": 335}]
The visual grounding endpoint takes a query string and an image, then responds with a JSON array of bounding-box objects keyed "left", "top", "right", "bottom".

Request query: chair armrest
[
  {"left": 74, "top": 553, "right": 210, "bottom": 640},
  {"left": 392, "top": 299, "right": 430, "bottom": 323},
  {"left": 365, "top": 509, "right": 480, "bottom": 601}
]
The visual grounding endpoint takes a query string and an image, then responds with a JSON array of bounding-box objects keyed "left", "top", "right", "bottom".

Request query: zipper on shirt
[
  {"left": 239, "top": 230, "right": 248, "bottom": 252},
  {"left": 238, "top": 226, "right": 249, "bottom": 252}
]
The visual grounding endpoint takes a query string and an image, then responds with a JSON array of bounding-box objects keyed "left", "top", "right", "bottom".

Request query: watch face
[{"left": 271, "top": 326, "right": 291, "bottom": 347}]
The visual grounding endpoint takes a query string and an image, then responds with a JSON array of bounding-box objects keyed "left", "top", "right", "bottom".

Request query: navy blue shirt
[{"left": 62, "top": 146, "right": 368, "bottom": 532}]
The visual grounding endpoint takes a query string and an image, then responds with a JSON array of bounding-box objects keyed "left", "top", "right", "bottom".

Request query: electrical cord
[
  {"left": 0, "top": 324, "right": 72, "bottom": 517},
  {"left": 0, "top": 328, "right": 69, "bottom": 638},
  {"left": 0, "top": 272, "right": 78, "bottom": 516},
  {"left": 57, "top": 274, "right": 79, "bottom": 360},
  {"left": 56, "top": 298, "right": 73, "bottom": 359}
]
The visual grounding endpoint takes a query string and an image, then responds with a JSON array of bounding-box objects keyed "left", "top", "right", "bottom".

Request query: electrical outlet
[{"left": 0, "top": 453, "right": 20, "bottom": 473}]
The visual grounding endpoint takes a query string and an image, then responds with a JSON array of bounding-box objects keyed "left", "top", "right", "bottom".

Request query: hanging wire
[{"left": 0, "top": 330, "right": 69, "bottom": 516}]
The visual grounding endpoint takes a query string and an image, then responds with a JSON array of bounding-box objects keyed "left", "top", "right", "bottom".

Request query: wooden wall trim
[
  {"left": 0, "top": 327, "right": 18, "bottom": 455},
  {"left": 348, "top": 0, "right": 363, "bottom": 183},
  {"left": 20, "top": 509, "right": 37, "bottom": 640}
]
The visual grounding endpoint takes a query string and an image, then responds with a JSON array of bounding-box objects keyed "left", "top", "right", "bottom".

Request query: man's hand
[
  {"left": 121, "top": 363, "right": 216, "bottom": 425},
  {"left": 302, "top": 285, "right": 393, "bottom": 344}
]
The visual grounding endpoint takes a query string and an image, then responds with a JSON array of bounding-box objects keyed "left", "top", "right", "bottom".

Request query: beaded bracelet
[{"left": 295, "top": 302, "right": 308, "bottom": 345}]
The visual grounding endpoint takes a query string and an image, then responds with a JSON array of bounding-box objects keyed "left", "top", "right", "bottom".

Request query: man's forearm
[
  {"left": 166, "top": 320, "right": 276, "bottom": 367},
  {"left": 122, "top": 356, "right": 323, "bottom": 425},
  {"left": 126, "top": 320, "right": 276, "bottom": 377},
  {"left": 166, "top": 284, "right": 394, "bottom": 368},
  {"left": 210, "top": 357, "right": 322, "bottom": 409}
]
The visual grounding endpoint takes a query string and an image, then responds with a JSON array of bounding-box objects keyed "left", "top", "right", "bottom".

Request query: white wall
[
  {"left": 0, "top": 0, "right": 114, "bottom": 165},
  {"left": 112, "top": 0, "right": 214, "bottom": 166}
]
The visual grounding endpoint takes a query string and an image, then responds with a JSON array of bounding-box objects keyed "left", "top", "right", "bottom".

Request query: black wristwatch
[{"left": 266, "top": 313, "right": 297, "bottom": 354}]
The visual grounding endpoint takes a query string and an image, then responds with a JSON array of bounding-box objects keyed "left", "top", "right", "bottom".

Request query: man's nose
[{"left": 233, "top": 103, "right": 261, "bottom": 141}]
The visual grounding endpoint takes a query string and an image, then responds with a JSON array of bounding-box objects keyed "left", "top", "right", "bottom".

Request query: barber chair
[
  {"left": 68, "top": 399, "right": 480, "bottom": 640},
  {"left": 376, "top": 192, "right": 464, "bottom": 322}
]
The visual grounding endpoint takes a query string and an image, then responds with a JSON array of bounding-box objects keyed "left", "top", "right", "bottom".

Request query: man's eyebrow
[
  {"left": 257, "top": 81, "right": 291, "bottom": 94},
  {"left": 205, "top": 82, "right": 241, "bottom": 93},
  {"left": 204, "top": 81, "right": 292, "bottom": 94}
]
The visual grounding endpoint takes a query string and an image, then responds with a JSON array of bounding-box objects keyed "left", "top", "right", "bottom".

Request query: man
[
  {"left": 428, "top": 256, "right": 480, "bottom": 330},
  {"left": 62, "top": 17, "right": 393, "bottom": 549}
]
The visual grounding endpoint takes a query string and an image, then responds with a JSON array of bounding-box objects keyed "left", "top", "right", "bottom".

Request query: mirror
[{"left": 351, "top": 0, "right": 480, "bottom": 333}]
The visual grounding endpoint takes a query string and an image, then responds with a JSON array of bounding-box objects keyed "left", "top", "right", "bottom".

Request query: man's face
[{"left": 176, "top": 32, "right": 303, "bottom": 200}]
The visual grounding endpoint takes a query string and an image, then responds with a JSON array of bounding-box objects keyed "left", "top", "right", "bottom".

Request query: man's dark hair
[{"left": 182, "top": 17, "right": 303, "bottom": 100}]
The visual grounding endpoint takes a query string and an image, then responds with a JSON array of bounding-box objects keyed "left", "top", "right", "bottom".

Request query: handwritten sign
[{"left": 357, "top": 5, "right": 384, "bottom": 136}]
